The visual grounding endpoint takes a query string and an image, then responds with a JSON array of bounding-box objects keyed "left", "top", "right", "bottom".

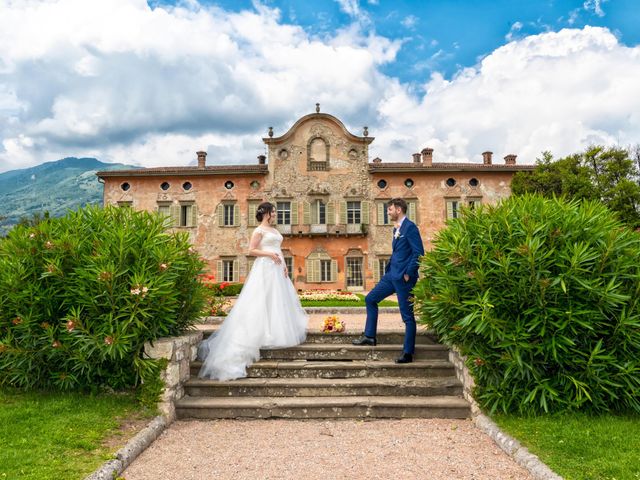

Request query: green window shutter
[
  {"left": 169, "top": 204, "right": 180, "bottom": 227},
  {"left": 446, "top": 200, "right": 454, "bottom": 219},
  {"left": 330, "top": 260, "right": 338, "bottom": 283},
  {"left": 408, "top": 201, "right": 416, "bottom": 223},
  {"left": 233, "top": 260, "right": 239, "bottom": 282},
  {"left": 361, "top": 201, "right": 369, "bottom": 225},
  {"left": 248, "top": 202, "right": 257, "bottom": 227},
  {"left": 234, "top": 205, "right": 240, "bottom": 226},
  {"left": 377, "top": 202, "right": 384, "bottom": 225},
  {"left": 291, "top": 202, "right": 299, "bottom": 225},
  {"left": 340, "top": 201, "right": 347, "bottom": 224},
  {"left": 314, "top": 260, "right": 321, "bottom": 283},
  {"left": 217, "top": 204, "right": 224, "bottom": 226},
  {"left": 217, "top": 260, "right": 223, "bottom": 282},
  {"left": 326, "top": 201, "right": 335, "bottom": 225},
  {"left": 374, "top": 259, "right": 380, "bottom": 282},
  {"left": 310, "top": 201, "right": 318, "bottom": 224},
  {"left": 306, "top": 258, "right": 315, "bottom": 283},
  {"left": 303, "top": 202, "right": 311, "bottom": 225},
  {"left": 189, "top": 204, "right": 198, "bottom": 227}
]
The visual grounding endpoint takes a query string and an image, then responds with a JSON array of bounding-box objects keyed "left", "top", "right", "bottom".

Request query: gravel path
[{"left": 121, "top": 419, "right": 532, "bottom": 480}]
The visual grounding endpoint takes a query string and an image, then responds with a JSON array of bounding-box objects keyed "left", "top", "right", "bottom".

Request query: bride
[{"left": 198, "top": 202, "right": 308, "bottom": 381}]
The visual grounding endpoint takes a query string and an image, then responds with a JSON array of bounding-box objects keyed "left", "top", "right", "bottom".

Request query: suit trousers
[{"left": 364, "top": 274, "right": 417, "bottom": 354}]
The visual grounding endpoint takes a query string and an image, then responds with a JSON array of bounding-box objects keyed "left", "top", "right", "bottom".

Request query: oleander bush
[
  {"left": 0, "top": 205, "right": 206, "bottom": 392},
  {"left": 414, "top": 194, "right": 640, "bottom": 414}
]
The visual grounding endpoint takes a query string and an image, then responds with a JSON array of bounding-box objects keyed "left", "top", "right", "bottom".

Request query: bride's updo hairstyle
[{"left": 256, "top": 202, "right": 275, "bottom": 222}]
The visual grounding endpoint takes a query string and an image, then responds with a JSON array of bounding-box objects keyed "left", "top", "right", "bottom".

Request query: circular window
[
  {"left": 446, "top": 178, "right": 456, "bottom": 187},
  {"left": 404, "top": 178, "right": 414, "bottom": 188},
  {"left": 183, "top": 181, "right": 192, "bottom": 191},
  {"left": 278, "top": 149, "right": 289, "bottom": 160},
  {"left": 250, "top": 180, "right": 260, "bottom": 189},
  {"left": 377, "top": 179, "right": 387, "bottom": 189},
  {"left": 160, "top": 182, "right": 170, "bottom": 191},
  {"left": 224, "top": 180, "right": 234, "bottom": 190},
  {"left": 469, "top": 178, "right": 479, "bottom": 187},
  {"left": 120, "top": 182, "right": 130, "bottom": 191}
]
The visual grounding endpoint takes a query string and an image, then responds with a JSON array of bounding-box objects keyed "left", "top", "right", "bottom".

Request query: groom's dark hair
[
  {"left": 256, "top": 202, "right": 275, "bottom": 222},
  {"left": 388, "top": 198, "right": 407, "bottom": 213}
]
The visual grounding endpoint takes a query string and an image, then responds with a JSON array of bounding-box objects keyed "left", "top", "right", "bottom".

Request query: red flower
[{"left": 220, "top": 282, "right": 230, "bottom": 290}]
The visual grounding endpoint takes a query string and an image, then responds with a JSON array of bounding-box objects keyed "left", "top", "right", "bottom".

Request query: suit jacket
[{"left": 385, "top": 218, "right": 425, "bottom": 282}]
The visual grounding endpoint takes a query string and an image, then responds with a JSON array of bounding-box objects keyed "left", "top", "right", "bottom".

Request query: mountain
[{"left": 0, "top": 157, "right": 139, "bottom": 235}]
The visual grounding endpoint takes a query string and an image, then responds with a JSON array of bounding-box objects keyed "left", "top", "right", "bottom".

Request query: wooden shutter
[
  {"left": 408, "top": 201, "right": 416, "bottom": 223},
  {"left": 217, "top": 260, "right": 223, "bottom": 282},
  {"left": 217, "top": 204, "right": 224, "bottom": 226},
  {"left": 303, "top": 201, "right": 311, "bottom": 225},
  {"left": 233, "top": 259, "right": 239, "bottom": 282},
  {"left": 310, "top": 201, "right": 318, "bottom": 224},
  {"left": 330, "top": 260, "right": 338, "bottom": 282},
  {"left": 374, "top": 259, "right": 380, "bottom": 282},
  {"left": 326, "top": 201, "right": 335, "bottom": 225},
  {"left": 361, "top": 201, "right": 369, "bottom": 225},
  {"left": 189, "top": 204, "right": 198, "bottom": 227},
  {"left": 340, "top": 201, "right": 347, "bottom": 224},
  {"left": 306, "top": 258, "right": 315, "bottom": 283},
  {"left": 170, "top": 204, "right": 180, "bottom": 228},
  {"left": 248, "top": 202, "right": 257, "bottom": 227},
  {"left": 446, "top": 200, "right": 453, "bottom": 220},
  {"left": 291, "top": 202, "right": 299, "bottom": 225},
  {"left": 377, "top": 202, "right": 385, "bottom": 225},
  {"left": 233, "top": 205, "right": 240, "bottom": 226}
]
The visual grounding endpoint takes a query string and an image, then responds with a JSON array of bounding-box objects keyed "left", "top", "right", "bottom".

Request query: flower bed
[{"left": 298, "top": 290, "right": 360, "bottom": 302}]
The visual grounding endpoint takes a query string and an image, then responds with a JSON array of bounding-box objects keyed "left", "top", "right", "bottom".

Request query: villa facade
[{"left": 97, "top": 108, "right": 533, "bottom": 290}]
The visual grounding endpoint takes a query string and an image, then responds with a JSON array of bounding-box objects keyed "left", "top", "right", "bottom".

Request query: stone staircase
[{"left": 176, "top": 330, "right": 470, "bottom": 419}]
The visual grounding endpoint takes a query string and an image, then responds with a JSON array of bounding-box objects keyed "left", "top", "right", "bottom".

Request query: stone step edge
[
  {"left": 190, "top": 359, "right": 454, "bottom": 370},
  {"left": 184, "top": 376, "right": 462, "bottom": 387},
  {"left": 177, "top": 395, "right": 470, "bottom": 409},
  {"left": 264, "top": 343, "right": 447, "bottom": 352}
]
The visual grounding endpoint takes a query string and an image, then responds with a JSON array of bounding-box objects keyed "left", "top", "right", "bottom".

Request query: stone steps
[
  {"left": 260, "top": 343, "right": 449, "bottom": 361},
  {"left": 175, "top": 395, "right": 470, "bottom": 419},
  {"left": 184, "top": 376, "right": 463, "bottom": 397},
  {"left": 176, "top": 329, "right": 470, "bottom": 420}
]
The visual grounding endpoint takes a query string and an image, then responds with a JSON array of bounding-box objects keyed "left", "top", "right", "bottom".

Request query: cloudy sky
[{"left": 1, "top": 0, "right": 639, "bottom": 173}]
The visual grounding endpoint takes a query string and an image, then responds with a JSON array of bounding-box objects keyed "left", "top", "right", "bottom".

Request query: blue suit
[{"left": 365, "top": 217, "right": 425, "bottom": 354}]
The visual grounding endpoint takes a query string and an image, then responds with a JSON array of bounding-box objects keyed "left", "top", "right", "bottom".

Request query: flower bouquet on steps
[{"left": 321, "top": 315, "right": 346, "bottom": 333}]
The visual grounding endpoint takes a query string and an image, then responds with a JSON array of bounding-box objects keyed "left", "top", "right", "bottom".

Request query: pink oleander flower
[
  {"left": 29, "top": 233, "right": 36, "bottom": 239},
  {"left": 52, "top": 340, "right": 61, "bottom": 348},
  {"left": 130, "top": 287, "right": 141, "bottom": 295},
  {"left": 44, "top": 241, "right": 54, "bottom": 249},
  {"left": 104, "top": 336, "right": 114, "bottom": 345},
  {"left": 159, "top": 263, "right": 168, "bottom": 271},
  {"left": 12, "top": 317, "right": 23, "bottom": 325},
  {"left": 66, "top": 320, "right": 76, "bottom": 332}
]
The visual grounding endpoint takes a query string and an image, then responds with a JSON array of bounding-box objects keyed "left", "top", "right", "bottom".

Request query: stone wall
[
  {"left": 144, "top": 331, "right": 203, "bottom": 421},
  {"left": 448, "top": 346, "right": 482, "bottom": 417}
]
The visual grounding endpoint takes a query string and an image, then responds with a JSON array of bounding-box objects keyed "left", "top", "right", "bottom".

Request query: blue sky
[{"left": 1, "top": 0, "right": 639, "bottom": 172}]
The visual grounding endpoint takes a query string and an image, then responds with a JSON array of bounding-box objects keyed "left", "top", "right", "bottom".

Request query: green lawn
[
  {"left": 493, "top": 412, "right": 640, "bottom": 480},
  {"left": 0, "top": 389, "right": 152, "bottom": 480},
  {"left": 300, "top": 293, "right": 398, "bottom": 307}
]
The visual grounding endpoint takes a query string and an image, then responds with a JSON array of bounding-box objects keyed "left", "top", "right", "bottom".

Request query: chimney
[
  {"left": 372, "top": 157, "right": 382, "bottom": 163},
  {"left": 482, "top": 151, "right": 493, "bottom": 165},
  {"left": 257, "top": 154, "right": 266, "bottom": 165},
  {"left": 421, "top": 148, "right": 433, "bottom": 166},
  {"left": 504, "top": 154, "right": 517, "bottom": 165},
  {"left": 196, "top": 151, "right": 207, "bottom": 168},
  {"left": 412, "top": 153, "right": 421, "bottom": 163}
]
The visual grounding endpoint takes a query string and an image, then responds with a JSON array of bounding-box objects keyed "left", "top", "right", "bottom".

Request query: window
[
  {"left": 160, "top": 182, "right": 170, "bottom": 191},
  {"left": 284, "top": 256, "right": 293, "bottom": 282},
  {"left": 217, "top": 258, "right": 239, "bottom": 282},
  {"left": 117, "top": 201, "right": 132, "bottom": 208},
  {"left": 346, "top": 257, "right": 363, "bottom": 287},
  {"left": 306, "top": 252, "right": 336, "bottom": 283},
  {"left": 377, "top": 258, "right": 389, "bottom": 281},
  {"left": 224, "top": 204, "right": 235, "bottom": 226},
  {"left": 217, "top": 203, "right": 239, "bottom": 227},
  {"left": 377, "top": 179, "right": 387, "bottom": 189},
  {"left": 182, "top": 181, "right": 192, "bottom": 191},
  {"left": 469, "top": 178, "right": 479, "bottom": 187},
  {"left": 180, "top": 203, "right": 197, "bottom": 227},
  {"left": 446, "top": 199, "right": 460, "bottom": 219},
  {"left": 446, "top": 178, "right": 456, "bottom": 187},
  {"left": 320, "top": 260, "right": 332, "bottom": 282},
  {"left": 157, "top": 203, "right": 171, "bottom": 218},
  {"left": 224, "top": 180, "right": 234, "bottom": 190},
  {"left": 467, "top": 198, "right": 482, "bottom": 209},
  {"left": 121, "top": 182, "right": 130, "bottom": 191},
  {"left": 407, "top": 200, "right": 417, "bottom": 223},
  {"left": 347, "top": 201, "right": 361, "bottom": 224},
  {"left": 404, "top": 178, "right": 414, "bottom": 188},
  {"left": 277, "top": 201, "right": 291, "bottom": 225},
  {"left": 248, "top": 201, "right": 261, "bottom": 227}
]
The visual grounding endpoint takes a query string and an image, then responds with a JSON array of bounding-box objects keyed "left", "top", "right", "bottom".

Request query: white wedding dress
[{"left": 197, "top": 226, "right": 308, "bottom": 381}]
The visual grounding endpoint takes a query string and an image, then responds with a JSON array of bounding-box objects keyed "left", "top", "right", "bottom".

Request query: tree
[{"left": 512, "top": 146, "right": 640, "bottom": 228}]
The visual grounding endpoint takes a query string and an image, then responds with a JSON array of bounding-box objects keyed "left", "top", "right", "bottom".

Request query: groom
[{"left": 352, "top": 198, "right": 425, "bottom": 363}]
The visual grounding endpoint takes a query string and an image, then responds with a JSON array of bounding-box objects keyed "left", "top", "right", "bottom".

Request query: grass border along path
[
  {"left": 493, "top": 412, "right": 640, "bottom": 480},
  {"left": 0, "top": 388, "right": 152, "bottom": 480},
  {"left": 300, "top": 293, "right": 398, "bottom": 308}
]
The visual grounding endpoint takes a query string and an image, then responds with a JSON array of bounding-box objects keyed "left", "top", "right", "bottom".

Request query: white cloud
[
  {"left": 401, "top": 15, "right": 418, "bottom": 30},
  {"left": 505, "top": 21, "right": 523, "bottom": 41},
  {"left": 583, "top": 0, "right": 606, "bottom": 17},
  {"left": 371, "top": 27, "right": 640, "bottom": 165},
  {"left": 0, "top": 2, "right": 638, "bottom": 175}
]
